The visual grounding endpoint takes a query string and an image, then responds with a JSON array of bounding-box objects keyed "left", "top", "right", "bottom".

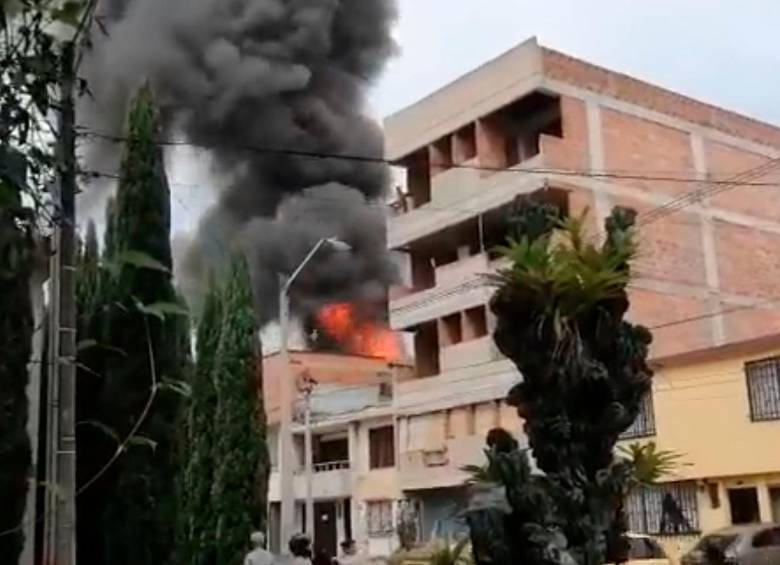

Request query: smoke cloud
[{"left": 81, "top": 0, "right": 398, "bottom": 323}]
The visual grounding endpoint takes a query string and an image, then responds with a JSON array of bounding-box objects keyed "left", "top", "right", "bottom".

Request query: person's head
[
  {"left": 250, "top": 531, "right": 266, "bottom": 549},
  {"left": 486, "top": 427, "right": 518, "bottom": 453},
  {"left": 313, "top": 547, "right": 331, "bottom": 564},
  {"left": 289, "top": 533, "right": 312, "bottom": 558},
  {"left": 340, "top": 539, "right": 356, "bottom": 555}
]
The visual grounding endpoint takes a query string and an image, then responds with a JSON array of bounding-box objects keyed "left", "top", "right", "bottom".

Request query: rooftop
[{"left": 384, "top": 37, "right": 780, "bottom": 159}]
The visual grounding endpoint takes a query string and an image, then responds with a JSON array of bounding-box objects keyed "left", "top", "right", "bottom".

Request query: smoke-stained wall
[{"left": 81, "top": 0, "right": 398, "bottom": 322}]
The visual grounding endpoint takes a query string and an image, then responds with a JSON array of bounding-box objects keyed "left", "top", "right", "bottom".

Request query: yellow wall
[
  {"left": 643, "top": 344, "right": 780, "bottom": 563},
  {"left": 652, "top": 346, "right": 780, "bottom": 480}
]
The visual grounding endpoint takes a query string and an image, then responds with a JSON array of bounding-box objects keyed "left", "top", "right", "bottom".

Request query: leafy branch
[{"left": 76, "top": 305, "right": 189, "bottom": 495}]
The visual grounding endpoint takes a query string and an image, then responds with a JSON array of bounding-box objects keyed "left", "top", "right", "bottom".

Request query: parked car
[
  {"left": 620, "top": 532, "right": 671, "bottom": 565},
  {"left": 681, "top": 524, "right": 780, "bottom": 565}
]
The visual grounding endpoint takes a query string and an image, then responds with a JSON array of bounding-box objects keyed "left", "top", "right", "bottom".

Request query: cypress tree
[
  {"left": 76, "top": 220, "right": 113, "bottom": 565},
  {"left": 94, "top": 84, "right": 188, "bottom": 564},
  {"left": 0, "top": 184, "right": 34, "bottom": 562},
  {"left": 177, "top": 259, "right": 269, "bottom": 563},
  {"left": 177, "top": 278, "right": 221, "bottom": 565},
  {"left": 211, "top": 259, "right": 269, "bottom": 563}
]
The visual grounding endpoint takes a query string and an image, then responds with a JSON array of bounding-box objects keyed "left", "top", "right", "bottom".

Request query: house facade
[{"left": 627, "top": 336, "right": 780, "bottom": 561}]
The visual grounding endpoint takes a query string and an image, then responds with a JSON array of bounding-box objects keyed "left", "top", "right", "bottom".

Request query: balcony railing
[{"left": 313, "top": 460, "right": 350, "bottom": 473}]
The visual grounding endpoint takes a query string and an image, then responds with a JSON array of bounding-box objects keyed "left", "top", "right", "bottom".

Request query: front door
[
  {"left": 315, "top": 501, "right": 338, "bottom": 557},
  {"left": 728, "top": 487, "right": 760, "bottom": 524}
]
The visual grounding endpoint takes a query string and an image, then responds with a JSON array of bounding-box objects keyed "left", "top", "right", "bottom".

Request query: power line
[
  {"left": 85, "top": 131, "right": 780, "bottom": 339},
  {"left": 637, "top": 156, "right": 780, "bottom": 227},
  {"left": 80, "top": 129, "right": 780, "bottom": 188}
]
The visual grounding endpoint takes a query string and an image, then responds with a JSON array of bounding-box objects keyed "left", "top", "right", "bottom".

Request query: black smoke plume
[{"left": 81, "top": 0, "right": 398, "bottom": 322}]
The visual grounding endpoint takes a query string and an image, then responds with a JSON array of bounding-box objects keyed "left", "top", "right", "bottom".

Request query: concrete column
[
  {"left": 347, "top": 422, "right": 362, "bottom": 546},
  {"left": 691, "top": 132, "right": 726, "bottom": 346},
  {"left": 398, "top": 416, "right": 409, "bottom": 453},
  {"left": 758, "top": 480, "right": 773, "bottom": 522},
  {"left": 585, "top": 99, "right": 611, "bottom": 230},
  {"left": 476, "top": 118, "right": 506, "bottom": 170},
  {"left": 336, "top": 499, "right": 346, "bottom": 548}
]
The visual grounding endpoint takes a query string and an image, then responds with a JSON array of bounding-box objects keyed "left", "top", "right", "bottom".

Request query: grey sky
[{"left": 170, "top": 0, "right": 780, "bottom": 234}]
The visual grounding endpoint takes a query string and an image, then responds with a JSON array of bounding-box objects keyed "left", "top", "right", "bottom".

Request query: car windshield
[
  {"left": 693, "top": 534, "right": 738, "bottom": 555},
  {"left": 628, "top": 537, "right": 666, "bottom": 559}
]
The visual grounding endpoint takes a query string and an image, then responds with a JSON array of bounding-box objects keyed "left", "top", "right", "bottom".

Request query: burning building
[
  {"left": 262, "top": 351, "right": 412, "bottom": 556},
  {"left": 78, "top": 0, "right": 409, "bottom": 557}
]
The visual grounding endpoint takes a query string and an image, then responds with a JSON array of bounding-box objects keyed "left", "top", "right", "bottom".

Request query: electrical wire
[{"left": 81, "top": 129, "right": 780, "bottom": 189}]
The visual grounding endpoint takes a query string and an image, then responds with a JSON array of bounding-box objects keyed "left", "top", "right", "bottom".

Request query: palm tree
[{"left": 619, "top": 441, "right": 686, "bottom": 488}]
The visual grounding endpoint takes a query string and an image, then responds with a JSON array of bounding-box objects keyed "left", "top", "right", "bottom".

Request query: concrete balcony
[
  {"left": 268, "top": 464, "right": 352, "bottom": 502},
  {"left": 390, "top": 279, "right": 493, "bottom": 330},
  {"left": 398, "top": 434, "right": 487, "bottom": 491},
  {"left": 394, "top": 358, "right": 519, "bottom": 417},
  {"left": 435, "top": 253, "right": 489, "bottom": 287},
  {"left": 389, "top": 252, "right": 493, "bottom": 330},
  {"left": 440, "top": 336, "right": 498, "bottom": 372},
  {"left": 388, "top": 154, "right": 547, "bottom": 249},
  {"left": 389, "top": 252, "right": 513, "bottom": 330}
]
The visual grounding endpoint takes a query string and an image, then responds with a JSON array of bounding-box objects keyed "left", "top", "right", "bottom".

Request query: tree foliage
[
  {"left": 177, "top": 278, "right": 221, "bottom": 565},
  {"left": 467, "top": 201, "right": 653, "bottom": 565},
  {"left": 618, "top": 442, "right": 685, "bottom": 489},
  {"left": 176, "top": 258, "right": 269, "bottom": 564},
  {"left": 75, "top": 85, "right": 189, "bottom": 565},
  {"left": 0, "top": 175, "right": 35, "bottom": 563}
]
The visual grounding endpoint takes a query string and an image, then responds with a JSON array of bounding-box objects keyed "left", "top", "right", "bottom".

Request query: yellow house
[{"left": 621, "top": 334, "right": 780, "bottom": 563}]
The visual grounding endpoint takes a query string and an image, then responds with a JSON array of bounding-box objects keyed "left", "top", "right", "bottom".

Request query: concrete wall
[
  {"left": 262, "top": 352, "right": 411, "bottom": 424},
  {"left": 397, "top": 397, "right": 525, "bottom": 491}
]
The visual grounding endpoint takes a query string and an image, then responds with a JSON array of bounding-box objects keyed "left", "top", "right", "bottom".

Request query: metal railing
[{"left": 313, "top": 460, "right": 350, "bottom": 473}]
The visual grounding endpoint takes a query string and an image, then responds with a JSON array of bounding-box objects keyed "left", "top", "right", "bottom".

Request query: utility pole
[
  {"left": 43, "top": 40, "right": 78, "bottom": 565},
  {"left": 277, "top": 237, "right": 351, "bottom": 552},
  {"left": 300, "top": 372, "right": 316, "bottom": 545}
]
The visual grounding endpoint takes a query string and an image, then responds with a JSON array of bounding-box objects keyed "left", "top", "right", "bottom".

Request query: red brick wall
[
  {"left": 715, "top": 221, "right": 780, "bottom": 300},
  {"left": 705, "top": 141, "right": 780, "bottom": 222},
  {"left": 540, "top": 96, "right": 589, "bottom": 171},
  {"left": 627, "top": 288, "right": 712, "bottom": 358},
  {"left": 722, "top": 308, "right": 780, "bottom": 346},
  {"left": 602, "top": 108, "right": 694, "bottom": 197},
  {"left": 613, "top": 194, "right": 706, "bottom": 288},
  {"left": 542, "top": 48, "right": 780, "bottom": 149}
]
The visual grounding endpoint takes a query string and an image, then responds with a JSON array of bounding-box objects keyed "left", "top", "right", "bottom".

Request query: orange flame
[{"left": 317, "top": 302, "right": 401, "bottom": 361}]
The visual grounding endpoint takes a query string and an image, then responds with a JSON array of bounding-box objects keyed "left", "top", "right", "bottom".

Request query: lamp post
[
  {"left": 300, "top": 372, "right": 316, "bottom": 546},
  {"left": 278, "top": 237, "right": 351, "bottom": 553}
]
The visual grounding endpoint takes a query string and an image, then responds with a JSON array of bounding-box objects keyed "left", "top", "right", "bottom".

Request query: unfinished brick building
[{"left": 383, "top": 37, "right": 780, "bottom": 548}]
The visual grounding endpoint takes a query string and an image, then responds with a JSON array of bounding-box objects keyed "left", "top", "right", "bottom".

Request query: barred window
[
  {"left": 745, "top": 357, "right": 780, "bottom": 422},
  {"left": 622, "top": 392, "right": 656, "bottom": 439},
  {"left": 626, "top": 482, "right": 699, "bottom": 536},
  {"left": 367, "top": 500, "right": 394, "bottom": 537}
]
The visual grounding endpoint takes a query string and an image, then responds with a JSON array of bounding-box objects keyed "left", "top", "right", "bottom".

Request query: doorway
[
  {"left": 314, "top": 501, "right": 338, "bottom": 557},
  {"left": 728, "top": 487, "right": 760, "bottom": 524}
]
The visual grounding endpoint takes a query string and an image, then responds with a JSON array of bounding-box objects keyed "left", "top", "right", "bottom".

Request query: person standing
[
  {"left": 244, "top": 532, "right": 274, "bottom": 565},
  {"left": 289, "top": 533, "right": 313, "bottom": 564}
]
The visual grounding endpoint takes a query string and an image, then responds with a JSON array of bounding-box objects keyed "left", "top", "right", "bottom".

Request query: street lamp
[{"left": 278, "top": 237, "right": 352, "bottom": 553}]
